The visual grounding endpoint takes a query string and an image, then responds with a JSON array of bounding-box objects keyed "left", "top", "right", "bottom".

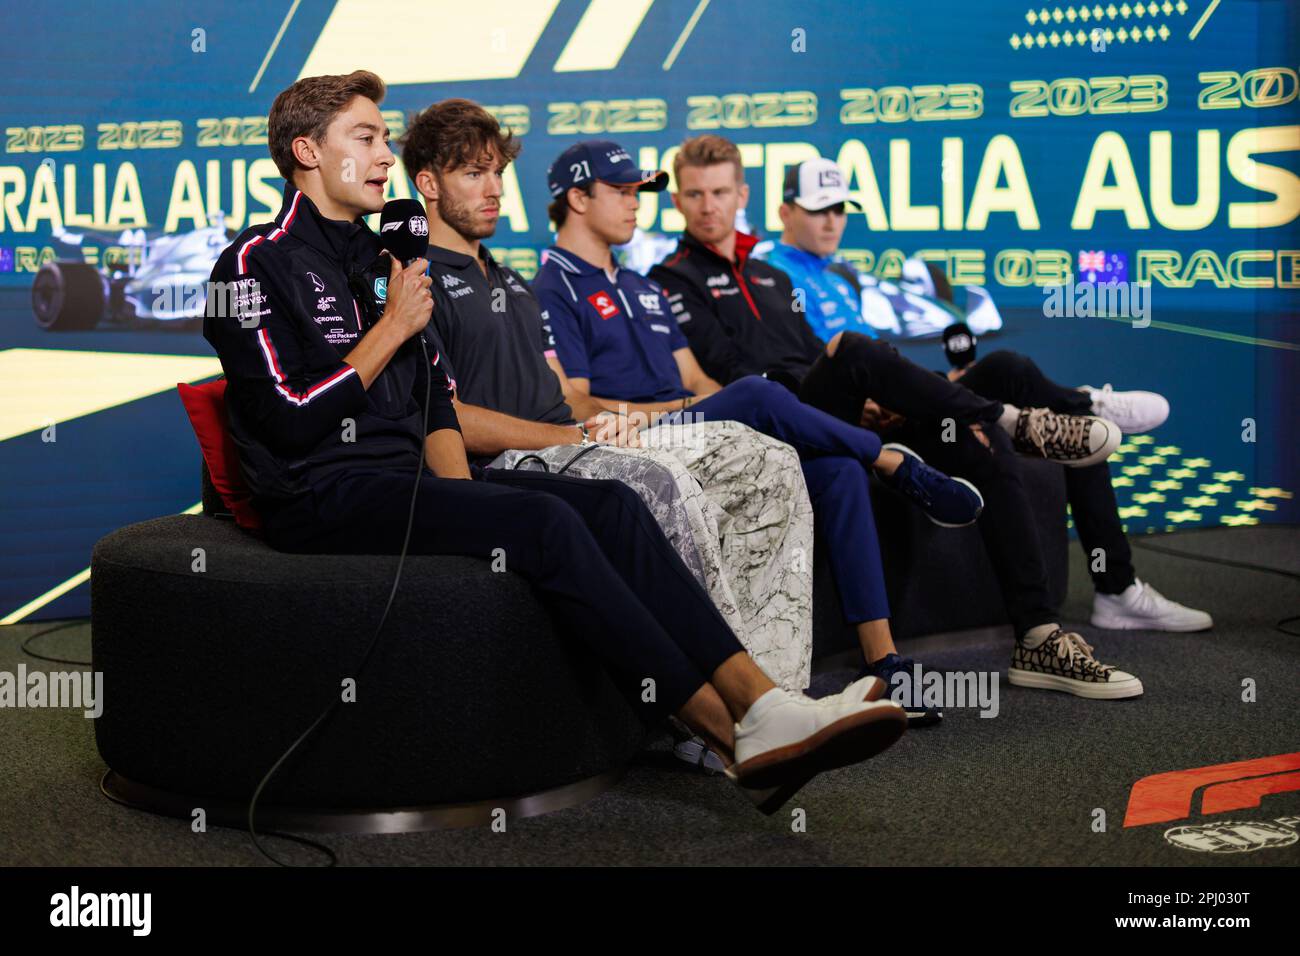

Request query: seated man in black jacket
[
  {"left": 650, "top": 134, "right": 1143, "bottom": 702},
  {"left": 202, "top": 71, "right": 907, "bottom": 815}
]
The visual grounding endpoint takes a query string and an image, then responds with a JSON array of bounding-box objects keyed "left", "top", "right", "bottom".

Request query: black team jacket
[
  {"left": 204, "top": 184, "right": 459, "bottom": 513},
  {"left": 648, "top": 229, "right": 827, "bottom": 386}
]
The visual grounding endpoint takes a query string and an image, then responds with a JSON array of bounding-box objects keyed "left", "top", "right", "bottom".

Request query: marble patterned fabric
[{"left": 490, "top": 420, "right": 814, "bottom": 690}]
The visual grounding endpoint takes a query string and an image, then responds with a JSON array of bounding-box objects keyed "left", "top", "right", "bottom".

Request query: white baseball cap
[{"left": 782, "top": 158, "right": 862, "bottom": 212}]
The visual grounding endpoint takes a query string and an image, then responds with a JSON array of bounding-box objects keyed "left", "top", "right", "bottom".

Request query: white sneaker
[
  {"left": 728, "top": 688, "right": 905, "bottom": 810},
  {"left": 1081, "top": 384, "right": 1170, "bottom": 434},
  {"left": 834, "top": 674, "right": 887, "bottom": 704},
  {"left": 724, "top": 679, "right": 890, "bottom": 814},
  {"left": 1091, "top": 578, "right": 1213, "bottom": 632}
]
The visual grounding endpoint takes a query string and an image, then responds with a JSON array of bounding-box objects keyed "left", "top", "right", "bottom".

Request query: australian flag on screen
[{"left": 1078, "top": 250, "right": 1127, "bottom": 284}]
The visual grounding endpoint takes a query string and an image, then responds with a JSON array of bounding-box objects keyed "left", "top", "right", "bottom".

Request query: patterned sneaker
[
  {"left": 1009, "top": 628, "right": 1143, "bottom": 699},
  {"left": 879, "top": 443, "right": 984, "bottom": 527},
  {"left": 1080, "top": 384, "right": 1169, "bottom": 434},
  {"left": 1091, "top": 578, "right": 1213, "bottom": 632},
  {"left": 855, "top": 653, "right": 943, "bottom": 725},
  {"left": 1011, "top": 407, "right": 1121, "bottom": 468}
]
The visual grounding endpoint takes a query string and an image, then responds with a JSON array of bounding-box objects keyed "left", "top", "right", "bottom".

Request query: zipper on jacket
[{"left": 732, "top": 262, "right": 762, "bottom": 322}]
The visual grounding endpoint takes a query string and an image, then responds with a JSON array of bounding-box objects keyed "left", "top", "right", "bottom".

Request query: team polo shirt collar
[
  {"left": 426, "top": 241, "right": 500, "bottom": 272},
  {"left": 542, "top": 246, "right": 611, "bottom": 278}
]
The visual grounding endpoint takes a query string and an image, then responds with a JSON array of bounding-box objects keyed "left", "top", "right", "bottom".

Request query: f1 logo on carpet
[
  {"left": 587, "top": 291, "right": 620, "bottom": 320},
  {"left": 1123, "top": 752, "right": 1300, "bottom": 828}
]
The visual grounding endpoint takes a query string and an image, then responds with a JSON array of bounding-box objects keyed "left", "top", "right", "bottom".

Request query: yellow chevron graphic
[
  {"left": 299, "top": 0, "right": 561, "bottom": 84},
  {"left": 0, "top": 349, "right": 221, "bottom": 443},
  {"left": 298, "top": 0, "right": 666, "bottom": 85},
  {"left": 555, "top": 0, "right": 654, "bottom": 72}
]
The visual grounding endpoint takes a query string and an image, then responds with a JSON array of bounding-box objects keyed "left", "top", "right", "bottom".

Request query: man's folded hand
[{"left": 585, "top": 411, "right": 642, "bottom": 448}]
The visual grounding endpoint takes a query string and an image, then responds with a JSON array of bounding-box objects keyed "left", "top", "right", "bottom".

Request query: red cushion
[{"left": 177, "top": 379, "right": 262, "bottom": 531}]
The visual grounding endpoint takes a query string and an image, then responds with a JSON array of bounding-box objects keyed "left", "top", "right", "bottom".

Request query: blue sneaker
[
  {"left": 859, "top": 653, "right": 943, "bottom": 726},
  {"left": 879, "top": 443, "right": 983, "bottom": 528}
]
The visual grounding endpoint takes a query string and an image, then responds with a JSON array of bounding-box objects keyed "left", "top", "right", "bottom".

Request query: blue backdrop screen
[{"left": 1, "top": 0, "right": 1295, "bottom": 620}]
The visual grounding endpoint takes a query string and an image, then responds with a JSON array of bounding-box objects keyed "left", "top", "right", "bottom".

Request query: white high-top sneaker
[
  {"left": 1080, "top": 384, "right": 1170, "bottom": 434},
  {"left": 1091, "top": 578, "right": 1214, "bottom": 632}
]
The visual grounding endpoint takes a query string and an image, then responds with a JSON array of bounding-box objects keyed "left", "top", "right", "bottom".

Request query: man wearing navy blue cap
[
  {"left": 546, "top": 139, "right": 670, "bottom": 202},
  {"left": 535, "top": 139, "right": 990, "bottom": 725}
]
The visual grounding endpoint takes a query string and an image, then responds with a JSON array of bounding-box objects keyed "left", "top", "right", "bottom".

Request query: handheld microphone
[
  {"left": 366, "top": 199, "right": 432, "bottom": 333},
  {"left": 943, "top": 321, "right": 977, "bottom": 369},
  {"left": 377, "top": 198, "right": 430, "bottom": 266}
]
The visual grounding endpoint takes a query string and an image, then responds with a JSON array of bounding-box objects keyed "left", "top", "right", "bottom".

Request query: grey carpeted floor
[{"left": 2, "top": 526, "right": 1296, "bottom": 866}]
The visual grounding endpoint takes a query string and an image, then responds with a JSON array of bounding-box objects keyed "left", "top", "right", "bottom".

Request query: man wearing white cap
[
  {"left": 760, "top": 156, "right": 1210, "bottom": 634},
  {"left": 758, "top": 157, "right": 1003, "bottom": 341}
]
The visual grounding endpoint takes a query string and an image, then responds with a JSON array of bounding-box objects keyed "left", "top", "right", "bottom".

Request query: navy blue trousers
[
  {"left": 260, "top": 466, "right": 746, "bottom": 722},
  {"left": 664, "top": 375, "right": 891, "bottom": 626}
]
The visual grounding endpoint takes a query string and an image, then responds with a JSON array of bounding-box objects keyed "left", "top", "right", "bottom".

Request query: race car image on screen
[
  {"left": 31, "top": 213, "right": 231, "bottom": 331},
  {"left": 753, "top": 237, "right": 1005, "bottom": 341},
  {"left": 618, "top": 222, "right": 1004, "bottom": 342},
  {"left": 861, "top": 257, "right": 1003, "bottom": 339}
]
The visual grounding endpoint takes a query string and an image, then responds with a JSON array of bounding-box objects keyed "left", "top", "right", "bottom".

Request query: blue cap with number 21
[{"left": 547, "top": 140, "right": 669, "bottom": 198}]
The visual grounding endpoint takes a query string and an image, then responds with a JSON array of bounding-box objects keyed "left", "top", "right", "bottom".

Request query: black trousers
[
  {"left": 957, "top": 350, "right": 1136, "bottom": 594},
  {"left": 259, "top": 465, "right": 746, "bottom": 722},
  {"left": 798, "top": 332, "right": 1003, "bottom": 428},
  {"left": 796, "top": 333, "right": 1058, "bottom": 634}
]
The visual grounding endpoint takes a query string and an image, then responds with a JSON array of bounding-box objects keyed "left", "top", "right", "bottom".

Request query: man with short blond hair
[{"left": 650, "top": 134, "right": 1145, "bottom": 701}]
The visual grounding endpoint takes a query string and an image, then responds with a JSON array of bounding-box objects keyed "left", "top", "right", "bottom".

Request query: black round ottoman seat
[{"left": 91, "top": 514, "right": 648, "bottom": 832}]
